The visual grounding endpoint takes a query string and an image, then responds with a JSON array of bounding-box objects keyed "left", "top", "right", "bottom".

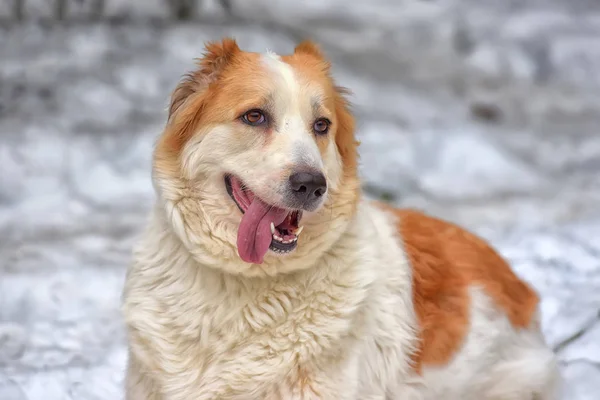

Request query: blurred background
[{"left": 1, "top": 0, "right": 599, "bottom": 399}]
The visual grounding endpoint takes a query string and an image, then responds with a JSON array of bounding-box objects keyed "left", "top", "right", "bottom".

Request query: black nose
[{"left": 288, "top": 171, "right": 327, "bottom": 205}]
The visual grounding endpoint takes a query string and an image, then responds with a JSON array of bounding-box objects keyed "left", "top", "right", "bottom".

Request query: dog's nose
[{"left": 289, "top": 171, "right": 327, "bottom": 204}]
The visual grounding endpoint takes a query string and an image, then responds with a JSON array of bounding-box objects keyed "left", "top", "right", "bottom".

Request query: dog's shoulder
[{"left": 374, "top": 204, "right": 539, "bottom": 373}]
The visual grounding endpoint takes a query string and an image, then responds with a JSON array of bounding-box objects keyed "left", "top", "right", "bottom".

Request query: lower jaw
[{"left": 269, "top": 239, "right": 298, "bottom": 254}]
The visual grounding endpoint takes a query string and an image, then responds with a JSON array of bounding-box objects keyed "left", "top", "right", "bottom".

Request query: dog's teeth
[
  {"left": 270, "top": 222, "right": 275, "bottom": 235},
  {"left": 295, "top": 226, "right": 304, "bottom": 236},
  {"left": 274, "top": 234, "right": 283, "bottom": 241}
]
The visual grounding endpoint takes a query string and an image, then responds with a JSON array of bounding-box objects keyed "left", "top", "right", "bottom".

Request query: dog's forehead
[
  {"left": 261, "top": 51, "right": 295, "bottom": 84},
  {"left": 258, "top": 51, "right": 325, "bottom": 106}
]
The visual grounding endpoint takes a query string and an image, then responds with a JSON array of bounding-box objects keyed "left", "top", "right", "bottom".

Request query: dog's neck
[{"left": 136, "top": 197, "right": 369, "bottom": 301}]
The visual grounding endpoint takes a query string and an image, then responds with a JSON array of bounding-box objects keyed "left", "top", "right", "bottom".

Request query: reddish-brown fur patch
[{"left": 380, "top": 206, "right": 539, "bottom": 374}]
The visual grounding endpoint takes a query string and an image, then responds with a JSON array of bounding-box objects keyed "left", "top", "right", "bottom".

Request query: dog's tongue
[{"left": 237, "top": 197, "right": 288, "bottom": 264}]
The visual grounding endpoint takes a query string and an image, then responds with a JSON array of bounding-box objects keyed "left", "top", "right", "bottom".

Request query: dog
[{"left": 122, "top": 38, "right": 560, "bottom": 399}]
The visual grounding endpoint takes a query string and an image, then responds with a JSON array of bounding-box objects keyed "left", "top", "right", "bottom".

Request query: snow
[{"left": 1, "top": 1, "right": 600, "bottom": 398}]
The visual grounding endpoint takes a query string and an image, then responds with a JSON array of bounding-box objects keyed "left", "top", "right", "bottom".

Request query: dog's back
[{"left": 391, "top": 208, "right": 560, "bottom": 399}]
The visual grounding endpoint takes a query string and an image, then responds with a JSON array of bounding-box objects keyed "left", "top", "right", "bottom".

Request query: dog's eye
[
  {"left": 241, "top": 110, "right": 266, "bottom": 126},
  {"left": 313, "top": 118, "right": 330, "bottom": 135}
]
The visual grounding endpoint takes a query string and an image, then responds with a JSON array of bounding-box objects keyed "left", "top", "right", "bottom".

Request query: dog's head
[{"left": 153, "top": 38, "right": 360, "bottom": 276}]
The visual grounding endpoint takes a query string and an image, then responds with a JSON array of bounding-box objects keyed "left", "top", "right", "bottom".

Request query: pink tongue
[{"left": 237, "top": 198, "right": 288, "bottom": 264}]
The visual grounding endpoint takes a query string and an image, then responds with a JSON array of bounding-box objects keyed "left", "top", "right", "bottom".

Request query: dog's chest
[
  {"left": 184, "top": 277, "right": 367, "bottom": 397},
  {"left": 203, "top": 283, "right": 358, "bottom": 357}
]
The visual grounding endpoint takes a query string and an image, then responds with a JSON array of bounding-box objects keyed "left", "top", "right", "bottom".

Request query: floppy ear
[{"left": 168, "top": 38, "right": 240, "bottom": 119}]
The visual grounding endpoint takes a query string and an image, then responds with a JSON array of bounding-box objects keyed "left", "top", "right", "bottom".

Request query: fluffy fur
[{"left": 122, "top": 38, "right": 559, "bottom": 399}]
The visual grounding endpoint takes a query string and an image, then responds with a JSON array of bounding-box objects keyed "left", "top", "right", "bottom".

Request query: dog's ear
[
  {"left": 294, "top": 40, "right": 326, "bottom": 60},
  {"left": 169, "top": 38, "right": 240, "bottom": 120},
  {"left": 162, "top": 38, "right": 240, "bottom": 153},
  {"left": 197, "top": 38, "right": 241, "bottom": 82},
  {"left": 294, "top": 40, "right": 332, "bottom": 75}
]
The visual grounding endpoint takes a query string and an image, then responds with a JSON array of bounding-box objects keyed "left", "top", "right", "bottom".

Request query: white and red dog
[{"left": 122, "top": 38, "right": 559, "bottom": 399}]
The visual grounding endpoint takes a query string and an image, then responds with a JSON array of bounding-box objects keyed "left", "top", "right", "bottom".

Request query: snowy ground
[{"left": 1, "top": 1, "right": 600, "bottom": 399}]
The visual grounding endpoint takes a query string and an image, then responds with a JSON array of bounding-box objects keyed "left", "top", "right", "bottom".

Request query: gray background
[{"left": 1, "top": 1, "right": 599, "bottom": 399}]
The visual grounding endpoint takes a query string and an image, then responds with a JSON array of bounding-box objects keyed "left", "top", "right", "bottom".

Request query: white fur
[
  {"left": 419, "top": 287, "right": 560, "bottom": 400},
  {"left": 123, "top": 200, "right": 559, "bottom": 399},
  {"left": 123, "top": 200, "right": 413, "bottom": 399}
]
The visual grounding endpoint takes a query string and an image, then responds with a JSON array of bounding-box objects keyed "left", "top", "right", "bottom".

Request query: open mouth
[{"left": 225, "top": 175, "right": 303, "bottom": 264}]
